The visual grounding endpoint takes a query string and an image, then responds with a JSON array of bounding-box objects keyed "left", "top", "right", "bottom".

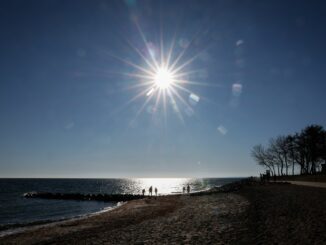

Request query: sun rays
[{"left": 108, "top": 21, "right": 210, "bottom": 126}]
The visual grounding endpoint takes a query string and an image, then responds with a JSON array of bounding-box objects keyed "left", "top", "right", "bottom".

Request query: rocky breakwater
[{"left": 23, "top": 192, "right": 146, "bottom": 202}]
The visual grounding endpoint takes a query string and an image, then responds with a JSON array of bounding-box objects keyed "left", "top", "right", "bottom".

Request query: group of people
[
  {"left": 141, "top": 184, "right": 191, "bottom": 196},
  {"left": 142, "top": 186, "right": 158, "bottom": 196},
  {"left": 183, "top": 184, "right": 191, "bottom": 194}
]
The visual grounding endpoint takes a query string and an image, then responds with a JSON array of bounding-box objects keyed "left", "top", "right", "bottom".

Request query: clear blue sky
[{"left": 1, "top": 0, "right": 326, "bottom": 178}]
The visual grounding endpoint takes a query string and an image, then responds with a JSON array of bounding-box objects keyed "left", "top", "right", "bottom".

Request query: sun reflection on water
[
  {"left": 97, "top": 178, "right": 241, "bottom": 195},
  {"left": 135, "top": 178, "right": 189, "bottom": 195}
]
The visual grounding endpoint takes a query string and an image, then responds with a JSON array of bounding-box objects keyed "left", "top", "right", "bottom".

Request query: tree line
[{"left": 251, "top": 125, "right": 326, "bottom": 176}]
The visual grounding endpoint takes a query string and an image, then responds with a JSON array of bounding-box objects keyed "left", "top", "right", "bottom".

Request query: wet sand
[{"left": 1, "top": 182, "right": 326, "bottom": 244}]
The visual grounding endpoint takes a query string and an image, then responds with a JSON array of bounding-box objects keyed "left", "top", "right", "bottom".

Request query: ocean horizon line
[{"left": 0, "top": 176, "right": 249, "bottom": 179}]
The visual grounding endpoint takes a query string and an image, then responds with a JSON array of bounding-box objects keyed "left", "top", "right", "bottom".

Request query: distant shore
[{"left": 2, "top": 179, "right": 326, "bottom": 244}]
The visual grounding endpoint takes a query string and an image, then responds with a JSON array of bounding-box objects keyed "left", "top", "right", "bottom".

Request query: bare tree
[
  {"left": 301, "top": 125, "right": 325, "bottom": 174},
  {"left": 286, "top": 135, "right": 296, "bottom": 175},
  {"left": 252, "top": 124, "right": 326, "bottom": 176},
  {"left": 251, "top": 144, "right": 275, "bottom": 176},
  {"left": 269, "top": 137, "right": 288, "bottom": 176}
]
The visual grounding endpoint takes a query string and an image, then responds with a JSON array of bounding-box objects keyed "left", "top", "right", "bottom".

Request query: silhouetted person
[
  {"left": 149, "top": 186, "right": 153, "bottom": 196},
  {"left": 182, "top": 187, "right": 186, "bottom": 194},
  {"left": 154, "top": 187, "right": 158, "bottom": 196},
  {"left": 187, "top": 184, "right": 190, "bottom": 194},
  {"left": 142, "top": 189, "right": 145, "bottom": 196}
]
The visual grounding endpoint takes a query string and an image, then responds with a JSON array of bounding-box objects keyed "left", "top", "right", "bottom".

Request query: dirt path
[{"left": 279, "top": 181, "right": 326, "bottom": 188}]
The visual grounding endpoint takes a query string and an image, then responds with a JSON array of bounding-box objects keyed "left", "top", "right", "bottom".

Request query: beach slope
[{"left": 2, "top": 182, "right": 326, "bottom": 244}]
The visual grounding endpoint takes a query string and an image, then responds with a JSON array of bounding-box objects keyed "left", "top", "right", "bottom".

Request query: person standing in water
[
  {"left": 149, "top": 186, "right": 153, "bottom": 196},
  {"left": 154, "top": 187, "right": 158, "bottom": 196},
  {"left": 142, "top": 189, "right": 145, "bottom": 196},
  {"left": 182, "top": 186, "right": 186, "bottom": 194},
  {"left": 187, "top": 184, "right": 190, "bottom": 194}
]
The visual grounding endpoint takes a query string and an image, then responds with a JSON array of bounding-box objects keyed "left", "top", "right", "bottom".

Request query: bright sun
[
  {"left": 111, "top": 23, "right": 204, "bottom": 123},
  {"left": 154, "top": 67, "right": 174, "bottom": 89}
]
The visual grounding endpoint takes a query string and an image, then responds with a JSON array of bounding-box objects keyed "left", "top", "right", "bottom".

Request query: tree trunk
[
  {"left": 272, "top": 165, "right": 276, "bottom": 176},
  {"left": 311, "top": 161, "right": 316, "bottom": 174},
  {"left": 292, "top": 159, "right": 295, "bottom": 175}
]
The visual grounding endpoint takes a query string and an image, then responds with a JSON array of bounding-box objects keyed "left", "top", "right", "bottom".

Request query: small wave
[
  {"left": 89, "top": 201, "right": 125, "bottom": 216},
  {"left": 0, "top": 202, "right": 123, "bottom": 238}
]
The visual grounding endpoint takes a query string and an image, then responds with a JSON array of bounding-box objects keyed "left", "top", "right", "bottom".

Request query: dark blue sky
[{"left": 1, "top": 0, "right": 326, "bottom": 177}]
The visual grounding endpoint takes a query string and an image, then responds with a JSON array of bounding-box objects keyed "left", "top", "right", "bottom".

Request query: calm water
[{"left": 0, "top": 178, "right": 242, "bottom": 226}]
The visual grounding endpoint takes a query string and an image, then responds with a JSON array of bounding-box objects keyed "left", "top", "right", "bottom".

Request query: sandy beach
[{"left": 1, "top": 182, "right": 326, "bottom": 244}]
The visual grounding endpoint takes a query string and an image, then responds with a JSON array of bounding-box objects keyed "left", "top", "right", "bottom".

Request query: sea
[{"left": 0, "top": 178, "right": 242, "bottom": 228}]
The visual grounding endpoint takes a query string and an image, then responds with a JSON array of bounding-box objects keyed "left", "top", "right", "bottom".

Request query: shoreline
[
  {"left": 0, "top": 189, "right": 211, "bottom": 238},
  {"left": 0, "top": 201, "right": 125, "bottom": 238},
  {"left": 0, "top": 186, "right": 223, "bottom": 239},
  {"left": 0, "top": 180, "right": 248, "bottom": 243},
  {"left": 0, "top": 185, "right": 219, "bottom": 236},
  {"left": 0, "top": 192, "right": 246, "bottom": 244},
  {"left": 3, "top": 179, "right": 326, "bottom": 244}
]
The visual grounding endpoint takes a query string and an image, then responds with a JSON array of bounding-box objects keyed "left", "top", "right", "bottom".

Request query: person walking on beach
[
  {"left": 142, "top": 189, "right": 145, "bottom": 196},
  {"left": 182, "top": 186, "right": 186, "bottom": 194},
  {"left": 149, "top": 186, "right": 153, "bottom": 196},
  {"left": 154, "top": 187, "right": 158, "bottom": 196},
  {"left": 187, "top": 184, "right": 190, "bottom": 194}
]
